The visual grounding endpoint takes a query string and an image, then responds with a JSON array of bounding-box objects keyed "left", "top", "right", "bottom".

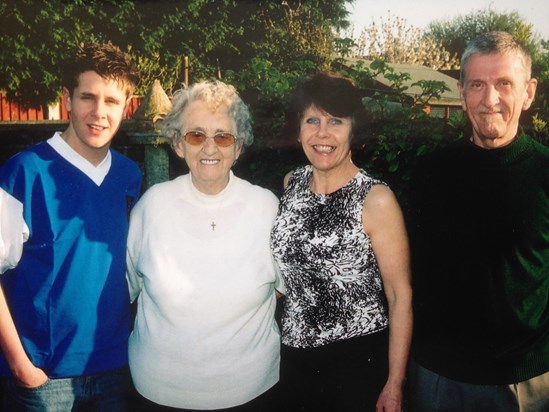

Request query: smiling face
[
  {"left": 299, "top": 104, "right": 354, "bottom": 174},
  {"left": 62, "top": 70, "right": 129, "bottom": 165},
  {"left": 458, "top": 52, "right": 537, "bottom": 149},
  {"left": 174, "top": 99, "right": 242, "bottom": 195}
]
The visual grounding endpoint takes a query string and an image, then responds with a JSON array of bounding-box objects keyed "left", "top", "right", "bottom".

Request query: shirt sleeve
[
  {"left": 0, "top": 187, "right": 29, "bottom": 274},
  {"left": 126, "top": 201, "right": 144, "bottom": 303},
  {"left": 273, "top": 258, "right": 286, "bottom": 295}
]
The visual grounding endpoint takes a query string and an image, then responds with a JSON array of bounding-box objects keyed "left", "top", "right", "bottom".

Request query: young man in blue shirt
[{"left": 0, "top": 42, "right": 142, "bottom": 411}]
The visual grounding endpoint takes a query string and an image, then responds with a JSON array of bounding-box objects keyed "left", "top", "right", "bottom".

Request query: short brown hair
[{"left": 62, "top": 42, "right": 139, "bottom": 98}]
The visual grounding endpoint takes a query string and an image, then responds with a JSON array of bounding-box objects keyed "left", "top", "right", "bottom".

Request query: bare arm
[
  {"left": 273, "top": 172, "right": 294, "bottom": 299},
  {"left": 363, "top": 185, "right": 413, "bottom": 412},
  {"left": 0, "top": 189, "right": 47, "bottom": 387},
  {"left": 0, "top": 284, "right": 47, "bottom": 387}
]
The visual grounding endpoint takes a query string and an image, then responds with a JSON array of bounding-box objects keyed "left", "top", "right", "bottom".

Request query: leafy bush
[{"left": 345, "top": 60, "right": 464, "bottom": 204}]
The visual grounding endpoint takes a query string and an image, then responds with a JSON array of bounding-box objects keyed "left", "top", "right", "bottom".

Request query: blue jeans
[{"left": 2, "top": 367, "right": 130, "bottom": 412}]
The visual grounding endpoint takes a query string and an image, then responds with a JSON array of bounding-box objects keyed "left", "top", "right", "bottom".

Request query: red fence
[
  {"left": 0, "top": 93, "right": 45, "bottom": 121},
  {"left": 0, "top": 93, "right": 143, "bottom": 121}
]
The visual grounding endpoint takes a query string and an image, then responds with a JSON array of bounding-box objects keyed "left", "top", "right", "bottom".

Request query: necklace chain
[
  {"left": 201, "top": 192, "right": 225, "bottom": 231},
  {"left": 193, "top": 179, "right": 228, "bottom": 232}
]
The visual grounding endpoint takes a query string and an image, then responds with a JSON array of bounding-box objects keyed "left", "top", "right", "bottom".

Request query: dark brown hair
[
  {"left": 286, "top": 71, "right": 365, "bottom": 140},
  {"left": 62, "top": 42, "right": 139, "bottom": 98}
]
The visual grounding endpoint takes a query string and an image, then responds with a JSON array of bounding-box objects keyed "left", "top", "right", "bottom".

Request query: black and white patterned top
[{"left": 271, "top": 165, "right": 389, "bottom": 348}]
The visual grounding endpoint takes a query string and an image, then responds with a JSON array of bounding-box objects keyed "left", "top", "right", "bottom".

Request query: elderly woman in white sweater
[{"left": 126, "top": 80, "right": 283, "bottom": 411}]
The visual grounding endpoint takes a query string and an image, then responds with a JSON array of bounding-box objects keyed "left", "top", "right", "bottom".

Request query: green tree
[
  {"left": 225, "top": 0, "right": 350, "bottom": 145},
  {"left": 127, "top": 0, "right": 348, "bottom": 93},
  {"left": 426, "top": 7, "right": 538, "bottom": 60},
  {"left": 126, "top": 0, "right": 245, "bottom": 93},
  {"left": 531, "top": 39, "right": 549, "bottom": 144},
  {"left": 339, "top": 59, "right": 460, "bottom": 200},
  {"left": 0, "top": 0, "right": 135, "bottom": 109},
  {"left": 0, "top": 0, "right": 351, "bottom": 119}
]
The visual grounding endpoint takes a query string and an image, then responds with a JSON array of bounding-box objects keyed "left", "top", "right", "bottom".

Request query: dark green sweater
[{"left": 409, "top": 133, "right": 549, "bottom": 384}]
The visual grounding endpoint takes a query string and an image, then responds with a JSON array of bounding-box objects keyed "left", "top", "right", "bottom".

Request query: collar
[{"left": 47, "top": 132, "right": 111, "bottom": 186}]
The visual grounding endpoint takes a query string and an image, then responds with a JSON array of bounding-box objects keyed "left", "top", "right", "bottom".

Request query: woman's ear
[
  {"left": 173, "top": 139, "right": 185, "bottom": 160},
  {"left": 234, "top": 140, "right": 244, "bottom": 161}
]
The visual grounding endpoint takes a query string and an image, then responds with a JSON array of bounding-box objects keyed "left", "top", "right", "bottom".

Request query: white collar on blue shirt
[{"left": 47, "top": 132, "right": 111, "bottom": 186}]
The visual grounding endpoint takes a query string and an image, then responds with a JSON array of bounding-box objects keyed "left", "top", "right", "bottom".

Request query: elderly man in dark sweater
[{"left": 408, "top": 31, "right": 549, "bottom": 411}]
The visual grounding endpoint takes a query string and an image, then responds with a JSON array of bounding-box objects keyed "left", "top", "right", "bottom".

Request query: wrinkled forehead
[{"left": 464, "top": 51, "right": 531, "bottom": 82}]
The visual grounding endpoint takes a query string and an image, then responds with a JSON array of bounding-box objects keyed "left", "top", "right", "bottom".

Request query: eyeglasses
[{"left": 183, "top": 131, "right": 236, "bottom": 147}]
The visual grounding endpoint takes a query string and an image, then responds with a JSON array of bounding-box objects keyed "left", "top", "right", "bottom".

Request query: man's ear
[
  {"left": 62, "top": 87, "right": 72, "bottom": 113},
  {"left": 457, "top": 81, "right": 467, "bottom": 112},
  {"left": 522, "top": 78, "right": 538, "bottom": 111},
  {"left": 123, "top": 96, "right": 132, "bottom": 118}
]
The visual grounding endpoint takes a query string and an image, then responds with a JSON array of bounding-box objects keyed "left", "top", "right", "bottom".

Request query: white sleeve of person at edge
[{"left": 0, "top": 187, "right": 29, "bottom": 274}]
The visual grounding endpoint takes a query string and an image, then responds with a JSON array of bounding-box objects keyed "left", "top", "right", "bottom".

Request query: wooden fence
[{"left": 0, "top": 93, "right": 45, "bottom": 121}]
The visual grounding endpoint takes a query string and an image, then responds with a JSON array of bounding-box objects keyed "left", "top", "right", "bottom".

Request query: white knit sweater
[{"left": 126, "top": 172, "right": 282, "bottom": 409}]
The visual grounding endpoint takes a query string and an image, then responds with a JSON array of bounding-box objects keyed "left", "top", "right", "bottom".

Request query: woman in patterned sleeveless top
[{"left": 271, "top": 72, "right": 412, "bottom": 411}]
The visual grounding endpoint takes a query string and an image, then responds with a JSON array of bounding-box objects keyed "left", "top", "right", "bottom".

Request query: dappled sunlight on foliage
[
  {"left": 339, "top": 12, "right": 460, "bottom": 70},
  {"left": 1, "top": 1, "right": 547, "bottom": 200},
  {"left": 335, "top": 60, "right": 464, "bottom": 204}
]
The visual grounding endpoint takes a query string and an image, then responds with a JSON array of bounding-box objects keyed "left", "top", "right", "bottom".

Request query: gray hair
[
  {"left": 460, "top": 31, "right": 532, "bottom": 83},
  {"left": 160, "top": 80, "right": 254, "bottom": 148}
]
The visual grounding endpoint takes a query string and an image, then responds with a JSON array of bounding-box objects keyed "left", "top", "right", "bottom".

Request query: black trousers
[{"left": 277, "top": 330, "right": 389, "bottom": 412}]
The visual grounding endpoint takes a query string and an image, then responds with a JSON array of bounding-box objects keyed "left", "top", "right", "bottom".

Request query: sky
[{"left": 346, "top": 0, "right": 549, "bottom": 40}]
